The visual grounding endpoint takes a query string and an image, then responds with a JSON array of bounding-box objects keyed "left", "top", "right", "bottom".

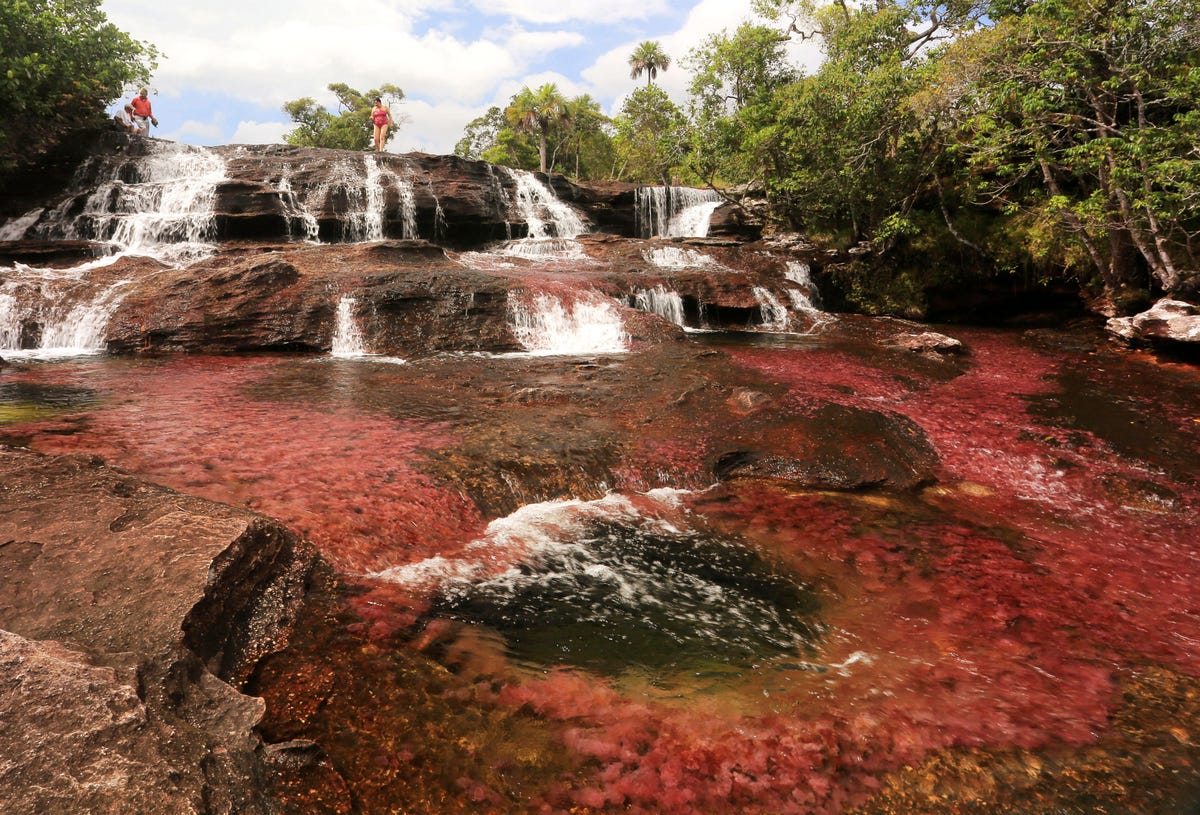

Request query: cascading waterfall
[
  {"left": 35, "top": 141, "right": 227, "bottom": 264},
  {"left": 642, "top": 246, "right": 724, "bottom": 270},
  {"left": 507, "top": 291, "right": 628, "bottom": 355},
  {"left": 632, "top": 286, "right": 686, "bottom": 326},
  {"left": 394, "top": 175, "right": 418, "bottom": 240},
  {"left": 331, "top": 296, "right": 369, "bottom": 357},
  {"left": 784, "top": 261, "right": 822, "bottom": 312},
  {"left": 2, "top": 142, "right": 226, "bottom": 357},
  {"left": 342, "top": 156, "right": 386, "bottom": 242},
  {"left": 0, "top": 262, "right": 132, "bottom": 358},
  {"left": 278, "top": 169, "right": 321, "bottom": 242},
  {"left": 635, "top": 186, "right": 723, "bottom": 238},
  {"left": 0, "top": 208, "right": 44, "bottom": 241},
  {"left": 752, "top": 286, "right": 791, "bottom": 331},
  {"left": 505, "top": 169, "right": 588, "bottom": 240}
]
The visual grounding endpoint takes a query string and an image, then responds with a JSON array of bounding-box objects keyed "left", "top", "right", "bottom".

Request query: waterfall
[
  {"left": 752, "top": 287, "right": 790, "bottom": 331},
  {"left": 331, "top": 296, "right": 368, "bottom": 357},
  {"left": 35, "top": 142, "right": 226, "bottom": 265},
  {"left": 498, "top": 238, "right": 590, "bottom": 260},
  {"left": 0, "top": 209, "right": 44, "bottom": 241},
  {"left": 635, "top": 186, "right": 723, "bottom": 238},
  {"left": 632, "top": 286, "right": 686, "bottom": 326},
  {"left": 508, "top": 291, "right": 628, "bottom": 355},
  {"left": 0, "top": 292, "right": 20, "bottom": 348},
  {"left": 642, "top": 246, "right": 723, "bottom": 270},
  {"left": 0, "top": 267, "right": 132, "bottom": 358},
  {"left": 395, "top": 176, "right": 418, "bottom": 240},
  {"left": 784, "top": 261, "right": 822, "bottom": 311},
  {"left": 505, "top": 169, "right": 588, "bottom": 239},
  {"left": 278, "top": 170, "right": 321, "bottom": 242},
  {"left": 339, "top": 156, "right": 386, "bottom": 242}
]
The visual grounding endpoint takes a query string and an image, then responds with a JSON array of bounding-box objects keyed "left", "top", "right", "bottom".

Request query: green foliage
[
  {"left": 0, "top": 0, "right": 157, "bottom": 176},
  {"left": 613, "top": 85, "right": 690, "bottom": 185},
  {"left": 946, "top": 0, "right": 1200, "bottom": 292},
  {"left": 456, "top": 90, "right": 614, "bottom": 181},
  {"left": 282, "top": 82, "right": 404, "bottom": 151}
]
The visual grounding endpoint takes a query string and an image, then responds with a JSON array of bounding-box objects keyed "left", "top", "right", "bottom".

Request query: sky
[{"left": 100, "top": 0, "right": 824, "bottom": 155}]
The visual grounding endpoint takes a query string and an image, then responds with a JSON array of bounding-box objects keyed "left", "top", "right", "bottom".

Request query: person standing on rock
[
  {"left": 130, "top": 88, "right": 158, "bottom": 136},
  {"left": 370, "top": 97, "right": 392, "bottom": 152}
]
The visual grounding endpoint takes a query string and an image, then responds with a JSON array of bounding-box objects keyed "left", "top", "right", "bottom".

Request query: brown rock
[{"left": 0, "top": 447, "right": 326, "bottom": 815}]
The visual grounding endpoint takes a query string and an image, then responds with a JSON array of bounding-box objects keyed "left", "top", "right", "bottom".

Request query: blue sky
[{"left": 100, "top": 0, "right": 823, "bottom": 154}]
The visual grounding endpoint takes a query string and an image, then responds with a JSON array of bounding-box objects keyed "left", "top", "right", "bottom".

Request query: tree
[
  {"left": 557, "top": 94, "right": 615, "bottom": 181},
  {"left": 505, "top": 83, "right": 570, "bottom": 173},
  {"left": 945, "top": 0, "right": 1200, "bottom": 295},
  {"left": 628, "top": 41, "right": 671, "bottom": 87},
  {"left": 454, "top": 106, "right": 506, "bottom": 161},
  {"left": 282, "top": 83, "right": 404, "bottom": 151},
  {"left": 613, "top": 85, "right": 690, "bottom": 185},
  {"left": 0, "top": 0, "right": 157, "bottom": 181}
]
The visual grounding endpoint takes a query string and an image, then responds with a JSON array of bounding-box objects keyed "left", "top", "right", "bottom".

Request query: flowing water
[
  {"left": 2, "top": 147, "right": 1198, "bottom": 814},
  {"left": 2, "top": 325, "right": 1197, "bottom": 814},
  {"left": 635, "top": 186, "right": 724, "bottom": 238}
]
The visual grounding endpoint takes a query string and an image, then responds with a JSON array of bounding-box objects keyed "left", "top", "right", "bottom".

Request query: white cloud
[
  {"left": 465, "top": 0, "right": 671, "bottom": 24},
  {"left": 97, "top": 0, "right": 826, "bottom": 155},
  {"left": 230, "top": 120, "right": 290, "bottom": 145}
]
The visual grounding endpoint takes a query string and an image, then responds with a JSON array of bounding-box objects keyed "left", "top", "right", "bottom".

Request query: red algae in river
[{"left": 4, "top": 356, "right": 484, "bottom": 572}]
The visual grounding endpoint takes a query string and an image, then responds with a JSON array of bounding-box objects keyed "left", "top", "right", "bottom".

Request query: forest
[
  {"left": 452, "top": 0, "right": 1200, "bottom": 315},
  {"left": 3, "top": 0, "right": 1199, "bottom": 316}
]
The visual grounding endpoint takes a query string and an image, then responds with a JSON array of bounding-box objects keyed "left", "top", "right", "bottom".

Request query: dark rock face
[{"left": 0, "top": 448, "right": 326, "bottom": 815}]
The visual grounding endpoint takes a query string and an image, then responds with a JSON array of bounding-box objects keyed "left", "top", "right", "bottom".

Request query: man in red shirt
[{"left": 129, "top": 88, "right": 158, "bottom": 136}]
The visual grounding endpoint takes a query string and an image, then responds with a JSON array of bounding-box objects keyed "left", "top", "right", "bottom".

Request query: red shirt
[{"left": 130, "top": 96, "right": 153, "bottom": 117}]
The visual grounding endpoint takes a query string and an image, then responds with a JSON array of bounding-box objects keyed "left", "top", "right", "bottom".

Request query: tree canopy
[
  {"left": 0, "top": 0, "right": 157, "bottom": 180},
  {"left": 282, "top": 83, "right": 404, "bottom": 151}
]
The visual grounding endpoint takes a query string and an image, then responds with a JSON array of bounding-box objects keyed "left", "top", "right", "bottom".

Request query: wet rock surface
[{"left": 0, "top": 447, "right": 325, "bottom": 815}]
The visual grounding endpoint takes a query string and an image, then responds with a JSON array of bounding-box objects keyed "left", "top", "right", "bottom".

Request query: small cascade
[
  {"left": 497, "top": 238, "right": 590, "bottom": 260},
  {"left": 331, "top": 296, "right": 368, "bottom": 357},
  {"left": 341, "top": 156, "right": 386, "bottom": 242},
  {"left": 632, "top": 286, "right": 686, "bottom": 326},
  {"left": 784, "top": 261, "right": 822, "bottom": 312},
  {"left": 505, "top": 169, "right": 588, "bottom": 239},
  {"left": 635, "top": 186, "right": 723, "bottom": 238},
  {"left": 485, "top": 165, "right": 513, "bottom": 240},
  {"left": 395, "top": 175, "right": 418, "bottom": 240},
  {"left": 642, "top": 246, "right": 723, "bottom": 270},
  {"left": 0, "top": 208, "right": 44, "bottom": 241},
  {"left": 0, "top": 266, "right": 132, "bottom": 358},
  {"left": 508, "top": 291, "right": 628, "bottom": 355},
  {"left": 424, "top": 179, "right": 447, "bottom": 244},
  {"left": 278, "top": 170, "right": 321, "bottom": 242},
  {"left": 0, "top": 292, "right": 21, "bottom": 348},
  {"left": 34, "top": 142, "right": 226, "bottom": 264},
  {"left": 752, "top": 287, "right": 791, "bottom": 331}
]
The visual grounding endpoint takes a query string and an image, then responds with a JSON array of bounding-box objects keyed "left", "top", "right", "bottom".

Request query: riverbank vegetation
[
  {"left": 460, "top": 0, "right": 1200, "bottom": 314},
  {"left": 0, "top": 0, "right": 156, "bottom": 193}
]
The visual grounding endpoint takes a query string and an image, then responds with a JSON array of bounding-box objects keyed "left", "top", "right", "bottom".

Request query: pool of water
[{"left": 1, "top": 325, "right": 1198, "bottom": 814}]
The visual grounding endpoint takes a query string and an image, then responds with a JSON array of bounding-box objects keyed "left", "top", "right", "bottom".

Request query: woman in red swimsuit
[{"left": 370, "top": 97, "right": 392, "bottom": 152}]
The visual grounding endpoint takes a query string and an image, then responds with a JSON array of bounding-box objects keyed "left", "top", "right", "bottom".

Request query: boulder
[
  {"left": 0, "top": 448, "right": 325, "bottom": 815},
  {"left": 1107, "top": 299, "right": 1200, "bottom": 348}
]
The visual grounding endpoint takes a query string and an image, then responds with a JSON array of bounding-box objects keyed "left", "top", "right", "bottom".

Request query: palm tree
[
  {"left": 506, "top": 83, "right": 570, "bottom": 173},
  {"left": 628, "top": 41, "right": 671, "bottom": 87}
]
